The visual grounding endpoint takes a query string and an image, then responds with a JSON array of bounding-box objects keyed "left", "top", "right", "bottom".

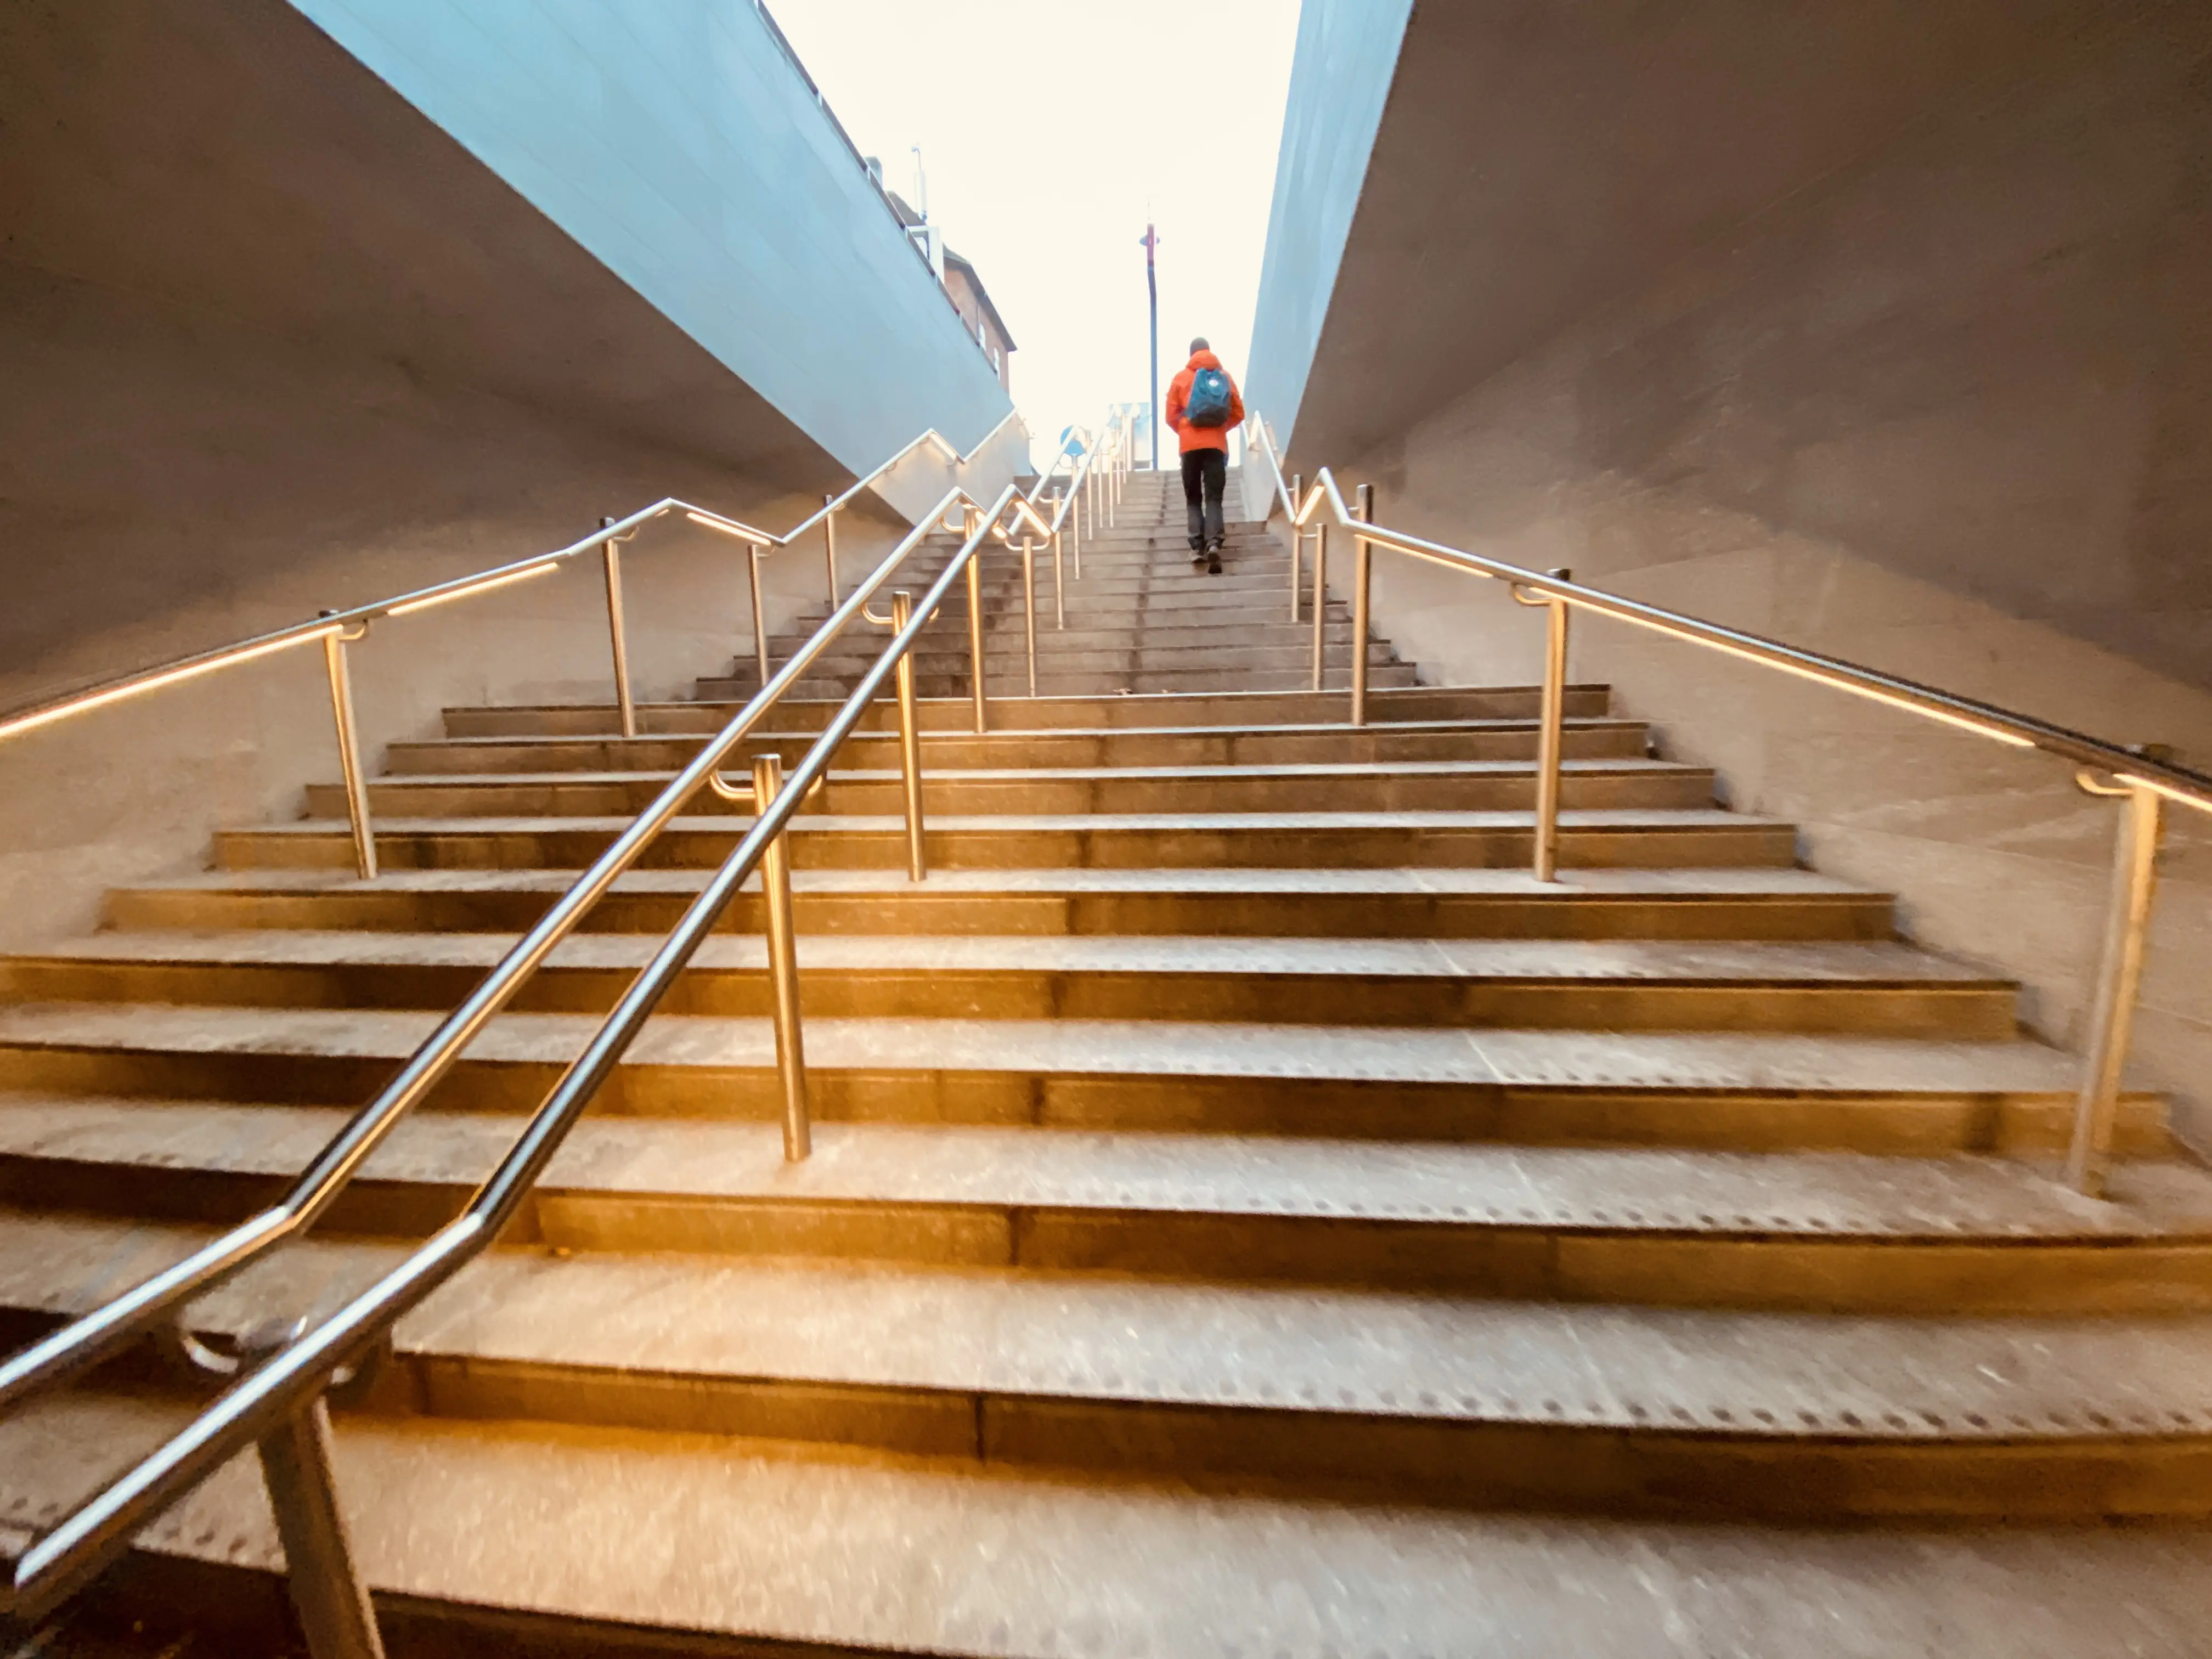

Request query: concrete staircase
[
  {"left": 5, "top": 466, "right": 2212, "bottom": 1654},
  {"left": 708, "top": 467, "right": 1415, "bottom": 701}
]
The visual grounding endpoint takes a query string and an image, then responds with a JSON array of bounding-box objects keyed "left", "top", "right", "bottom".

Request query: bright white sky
[{"left": 769, "top": 0, "right": 1300, "bottom": 468}]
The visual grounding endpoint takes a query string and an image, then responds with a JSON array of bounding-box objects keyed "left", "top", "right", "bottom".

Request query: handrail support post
[
  {"left": 2066, "top": 778, "right": 2165, "bottom": 1195},
  {"left": 752, "top": 752, "right": 811, "bottom": 1162},
  {"left": 1517, "top": 568, "right": 1574, "bottom": 884},
  {"left": 320, "top": 624, "right": 377, "bottom": 882},
  {"left": 890, "top": 590, "right": 926, "bottom": 882},
  {"left": 1051, "top": 492, "right": 1068, "bottom": 626},
  {"left": 600, "top": 526, "right": 637, "bottom": 742},
  {"left": 822, "top": 495, "right": 839, "bottom": 608},
  {"left": 255, "top": 1381, "right": 386, "bottom": 1659},
  {"left": 964, "top": 507, "right": 988, "bottom": 733},
  {"left": 1022, "top": 537, "right": 1039, "bottom": 697},
  {"left": 1351, "top": 484, "right": 1375, "bottom": 727},
  {"left": 747, "top": 547, "right": 771, "bottom": 693},
  {"left": 1288, "top": 473, "right": 1304, "bottom": 623}
]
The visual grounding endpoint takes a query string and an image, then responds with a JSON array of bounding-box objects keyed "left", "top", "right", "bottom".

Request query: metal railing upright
[{"left": 1243, "top": 410, "right": 2212, "bottom": 1199}]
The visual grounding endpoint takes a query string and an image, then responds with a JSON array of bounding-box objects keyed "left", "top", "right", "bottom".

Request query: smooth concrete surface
[
  {"left": 287, "top": 0, "right": 1014, "bottom": 476},
  {"left": 0, "top": 393, "right": 905, "bottom": 950},
  {"left": 1260, "top": 0, "right": 2118, "bottom": 464},
  {"left": 9, "top": 1392, "right": 2212, "bottom": 1657},
  {"left": 1265, "top": 0, "right": 2212, "bottom": 1143},
  {"left": 1243, "top": 0, "right": 1412, "bottom": 450},
  {"left": 0, "top": 0, "right": 981, "bottom": 950},
  {"left": 0, "top": 0, "right": 855, "bottom": 531}
]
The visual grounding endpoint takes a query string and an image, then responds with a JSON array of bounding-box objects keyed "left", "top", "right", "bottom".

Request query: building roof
[
  {"left": 942, "top": 247, "right": 1016, "bottom": 353},
  {"left": 883, "top": 188, "right": 924, "bottom": 230},
  {"left": 880, "top": 189, "right": 1014, "bottom": 353}
]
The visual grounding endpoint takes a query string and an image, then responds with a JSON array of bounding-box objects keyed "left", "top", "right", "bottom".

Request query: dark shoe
[{"left": 1207, "top": 555, "right": 1222, "bottom": 575}]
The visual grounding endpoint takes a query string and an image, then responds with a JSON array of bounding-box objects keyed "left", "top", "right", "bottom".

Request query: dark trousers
[{"left": 1181, "top": 448, "right": 1227, "bottom": 550}]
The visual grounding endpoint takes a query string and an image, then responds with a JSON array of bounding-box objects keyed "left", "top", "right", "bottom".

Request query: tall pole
[{"left": 1142, "top": 222, "right": 1160, "bottom": 472}]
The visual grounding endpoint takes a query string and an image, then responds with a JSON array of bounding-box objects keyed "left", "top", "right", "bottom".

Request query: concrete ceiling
[
  {"left": 1287, "top": 0, "right": 2099, "bottom": 469},
  {"left": 0, "top": 0, "right": 845, "bottom": 492}
]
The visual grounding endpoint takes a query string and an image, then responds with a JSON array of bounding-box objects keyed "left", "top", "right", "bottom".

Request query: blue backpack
[{"left": 1185, "top": 366, "right": 1232, "bottom": 428}]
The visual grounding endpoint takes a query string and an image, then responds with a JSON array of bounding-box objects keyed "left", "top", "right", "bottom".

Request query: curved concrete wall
[
  {"left": 1252, "top": 0, "right": 2212, "bottom": 1144},
  {"left": 289, "top": 0, "right": 1014, "bottom": 471}
]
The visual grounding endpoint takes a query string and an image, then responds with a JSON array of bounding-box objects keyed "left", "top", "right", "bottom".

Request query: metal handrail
[
  {"left": 0, "top": 387, "right": 1106, "bottom": 1427},
  {"left": 1243, "top": 410, "right": 2209, "bottom": 1196},
  {"left": 1244, "top": 420, "right": 2212, "bottom": 811},
  {"left": 0, "top": 411, "right": 1028, "bottom": 881},
  {"left": 985, "top": 412, "right": 1132, "bottom": 646},
  {"left": 0, "top": 481, "right": 1033, "bottom": 1631},
  {"left": 0, "top": 481, "right": 970, "bottom": 1413},
  {"left": 873, "top": 409, "right": 1131, "bottom": 689},
  {"left": 1026, "top": 425, "right": 1091, "bottom": 498},
  {"left": 0, "top": 413, "right": 1024, "bottom": 752},
  {"left": 0, "top": 402, "right": 1128, "bottom": 1638}
]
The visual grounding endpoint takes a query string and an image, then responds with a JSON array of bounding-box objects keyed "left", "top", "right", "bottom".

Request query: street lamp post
[{"left": 1142, "top": 222, "right": 1160, "bottom": 472}]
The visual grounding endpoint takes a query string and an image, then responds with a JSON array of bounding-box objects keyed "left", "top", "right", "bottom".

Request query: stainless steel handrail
[
  {"left": 0, "top": 386, "right": 1118, "bottom": 1646},
  {"left": 1244, "top": 411, "right": 2211, "bottom": 1194},
  {"left": 0, "top": 411, "right": 1026, "bottom": 877},
  {"left": 691, "top": 408, "right": 1028, "bottom": 644},
  {"left": 0, "top": 413, "right": 1022, "bottom": 749},
  {"left": 1246, "top": 424, "right": 2212, "bottom": 808},
  {"left": 1005, "top": 415, "right": 1132, "bottom": 652},
  {"left": 0, "top": 395, "right": 1133, "bottom": 1429},
  {"left": 0, "top": 484, "right": 979, "bottom": 1422},
  {"left": 0, "top": 482, "right": 1031, "bottom": 1633}
]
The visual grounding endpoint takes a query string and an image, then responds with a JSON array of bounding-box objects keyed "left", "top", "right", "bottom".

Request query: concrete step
[
  {"left": 1056, "top": 526, "right": 1283, "bottom": 545},
  {"left": 916, "top": 573, "right": 1314, "bottom": 604},
  {"left": 383, "top": 716, "right": 1657, "bottom": 775},
  {"left": 899, "top": 599, "right": 1353, "bottom": 634},
  {"left": 105, "top": 866, "right": 1900, "bottom": 943},
  {"left": 11, "top": 1391, "right": 2209, "bottom": 1657},
  {"left": 0, "top": 933, "right": 2015, "bottom": 1036},
  {"left": 0, "top": 1003, "right": 2157, "bottom": 1153},
  {"left": 438, "top": 684, "right": 1611, "bottom": 737},
  {"left": 729, "top": 609, "right": 1361, "bottom": 664},
  {"left": 215, "top": 807, "right": 1799, "bottom": 873},
  {"left": 304, "top": 759, "right": 1718, "bottom": 820},
  {"left": 1048, "top": 561, "right": 1302, "bottom": 586},
  {"left": 0, "top": 1101, "right": 2196, "bottom": 1310},
  {"left": 9, "top": 1213, "right": 2212, "bottom": 1519},
  {"left": 709, "top": 639, "right": 1409, "bottom": 682},
  {"left": 1016, "top": 533, "right": 1285, "bottom": 554},
  {"left": 738, "top": 620, "right": 1383, "bottom": 667},
  {"left": 898, "top": 574, "right": 1336, "bottom": 607},
  {"left": 695, "top": 664, "right": 1427, "bottom": 701}
]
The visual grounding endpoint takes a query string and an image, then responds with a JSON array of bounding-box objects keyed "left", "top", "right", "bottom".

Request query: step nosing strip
[{"left": 394, "top": 1350, "right": 2212, "bottom": 1441}]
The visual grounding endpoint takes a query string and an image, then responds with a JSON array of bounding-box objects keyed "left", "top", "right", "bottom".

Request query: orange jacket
[{"left": 1164, "top": 351, "right": 1244, "bottom": 455}]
